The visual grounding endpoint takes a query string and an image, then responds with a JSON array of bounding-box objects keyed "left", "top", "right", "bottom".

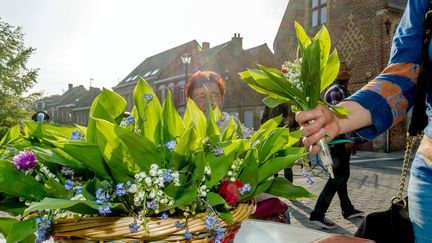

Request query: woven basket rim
[{"left": 53, "top": 199, "right": 256, "bottom": 241}]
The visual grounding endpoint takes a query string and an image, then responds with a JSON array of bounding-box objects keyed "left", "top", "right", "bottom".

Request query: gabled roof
[
  {"left": 116, "top": 40, "right": 201, "bottom": 87},
  {"left": 74, "top": 87, "right": 101, "bottom": 108},
  {"left": 57, "top": 85, "right": 87, "bottom": 107}
]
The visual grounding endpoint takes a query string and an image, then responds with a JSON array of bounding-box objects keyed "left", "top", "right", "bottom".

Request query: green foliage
[
  {"left": 0, "top": 78, "right": 311, "bottom": 241},
  {"left": 240, "top": 22, "right": 349, "bottom": 115},
  {"left": 0, "top": 18, "right": 40, "bottom": 129}
]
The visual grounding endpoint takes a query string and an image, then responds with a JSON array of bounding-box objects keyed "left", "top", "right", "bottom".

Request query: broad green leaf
[
  {"left": 238, "top": 150, "right": 259, "bottom": 201},
  {"left": 254, "top": 180, "right": 272, "bottom": 195},
  {"left": 257, "top": 154, "right": 303, "bottom": 182},
  {"left": 170, "top": 128, "right": 198, "bottom": 170},
  {"left": 288, "top": 130, "right": 303, "bottom": 147},
  {"left": 0, "top": 218, "right": 18, "bottom": 239},
  {"left": 262, "top": 96, "right": 289, "bottom": 108},
  {"left": 0, "top": 198, "right": 27, "bottom": 216},
  {"left": 240, "top": 72, "right": 295, "bottom": 103},
  {"left": 44, "top": 178, "right": 69, "bottom": 199},
  {"left": 173, "top": 183, "right": 197, "bottom": 207},
  {"left": 24, "top": 121, "right": 76, "bottom": 141},
  {"left": 38, "top": 140, "right": 111, "bottom": 181},
  {"left": 206, "top": 140, "right": 249, "bottom": 188},
  {"left": 314, "top": 25, "right": 331, "bottom": 74},
  {"left": 0, "top": 125, "right": 20, "bottom": 145},
  {"left": 184, "top": 99, "right": 207, "bottom": 139},
  {"left": 94, "top": 118, "right": 162, "bottom": 180},
  {"left": 251, "top": 115, "right": 282, "bottom": 142},
  {"left": 87, "top": 88, "right": 127, "bottom": 143},
  {"left": 303, "top": 39, "right": 321, "bottom": 109},
  {"left": 206, "top": 192, "right": 226, "bottom": 206},
  {"left": 321, "top": 99, "right": 350, "bottom": 115},
  {"left": 6, "top": 218, "right": 35, "bottom": 243},
  {"left": 191, "top": 150, "right": 205, "bottom": 184},
  {"left": 30, "top": 146, "right": 85, "bottom": 169},
  {"left": 294, "top": 21, "right": 312, "bottom": 52},
  {"left": 266, "top": 177, "right": 314, "bottom": 200},
  {"left": 221, "top": 117, "right": 236, "bottom": 142},
  {"left": 257, "top": 128, "right": 289, "bottom": 162},
  {"left": 218, "top": 210, "right": 233, "bottom": 223},
  {"left": 24, "top": 198, "right": 123, "bottom": 216},
  {"left": 162, "top": 90, "right": 184, "bottom": 142},
  {"left": 320, "top": 50, "right": 340, "bottom": 92},
  {"left": 213, "top": 106, "right": 222, "bottom": 121},
  {"left": 0, "top": 161, "right": 47, "bottom": 201},
  {"left": 247, "top": 69, "right": 287, "bottom": 95},
  {"left": 133, "top": 78, "right": 162, "bottom": 145}
]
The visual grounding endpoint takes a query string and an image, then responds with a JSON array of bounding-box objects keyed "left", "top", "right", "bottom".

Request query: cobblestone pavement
[{"left": 283, "top": 150, "right": 408, "bottom": 236}]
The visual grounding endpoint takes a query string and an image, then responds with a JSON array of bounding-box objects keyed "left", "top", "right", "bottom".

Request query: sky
[{"left": 0, "top": 0, "right": 289, "bottom": 96}]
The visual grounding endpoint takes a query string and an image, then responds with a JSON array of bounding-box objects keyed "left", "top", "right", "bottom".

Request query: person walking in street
[
  {"left": 309, "top": 62, "right": 364, "bottom": 229},
  {"left": 296, "top": 1, "right": 432, "bottom": 241}
]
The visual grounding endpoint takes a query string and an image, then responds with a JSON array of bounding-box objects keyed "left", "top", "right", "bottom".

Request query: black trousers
[{"left": 310, "top": 143, "right": 355, "bottom": 220}]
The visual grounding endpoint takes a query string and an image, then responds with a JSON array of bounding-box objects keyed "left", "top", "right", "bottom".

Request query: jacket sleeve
[{"left": 346, "top": 0, "right": 429, "bottom": 140}]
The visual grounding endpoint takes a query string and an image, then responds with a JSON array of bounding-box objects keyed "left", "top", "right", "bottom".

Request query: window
[
  {"left": 311, "top": 0, "right": 327, "bottom": 27},
  {"left": 243, "top": 110, "right": 254, "bottom": 129}
]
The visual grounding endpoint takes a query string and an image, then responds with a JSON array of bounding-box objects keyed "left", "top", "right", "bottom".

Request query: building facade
[
  {"left": 113, "top": 34, "right": 278, "bottom": 130},
  {"left": 273, "top": 0, "right": 407, "bottom": 151}
]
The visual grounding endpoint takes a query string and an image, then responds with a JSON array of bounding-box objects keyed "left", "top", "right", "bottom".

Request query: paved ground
[{"left": 284, "top": 150, "right": 408, "bottom": 236}]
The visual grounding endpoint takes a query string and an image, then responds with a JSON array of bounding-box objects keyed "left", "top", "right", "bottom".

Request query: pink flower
[
  {"left": 13, "top": 151, "right": 37, "bottom": 171},
  {"left": 218, "top": 180, "right": 243, "bottom": 205}
]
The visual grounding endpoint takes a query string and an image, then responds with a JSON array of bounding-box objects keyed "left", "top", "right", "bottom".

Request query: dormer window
[{"left": 311, "top": 0, "right": 327, "bottom": 27}]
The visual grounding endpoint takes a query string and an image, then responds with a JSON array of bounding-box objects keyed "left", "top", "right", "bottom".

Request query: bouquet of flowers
[
  {"left": 0, "top": 78, "right": 312, "bottom": 242},
  {"left": 240, "top": 23, "right": 349, "bottom": 178}
]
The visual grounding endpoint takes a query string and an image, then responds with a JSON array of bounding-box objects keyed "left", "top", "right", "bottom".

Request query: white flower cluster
[
  {"left": 227, "top": 158, "right": 243, "bottom": 182},
  {"left": 40, "top": 165, "right": 60, "bottom": 182},
  {"left": 129, "top": 164, "right": 179, "bottom": 213},
  {"left": 197, "top": 164, "right": 212, "bottom": 198},
  {"left": 281, "top": 60, "right": 302, "bottom": 91}
]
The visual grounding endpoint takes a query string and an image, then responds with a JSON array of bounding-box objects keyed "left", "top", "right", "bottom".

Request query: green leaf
[
  {"left": 0, "top": 197, "right": 27, "bottom": 216},
  {"left": 0, "top": 218, "right": 18, "bottom": 239},
  {"left": 23, "top": 198, "right": 123, "bottom": 216},
  {"left": 173, "top": 183, "right": 197, "bottom": 207},
  {"left": 321, "top": 99, "right": 350, "bottom": 115},
  {"left": 257, "top": 154, "right": 303, "bottom": 182},
  {"left": 6, "top": 218, "right": 36, "bottom": 243},
  {"left": 294, "top": 21, "right": 312, "bottom": 52},
  {"left": 24, "top": 121, "right": 76, "bottom": 141},
  {"left": 206, "top": 192, "right": 226, "bottom": 206},
  {"left": 221, "top": 118, "right": 237, "bottom": 142},
  {"left": 0, "top": 161, "right": 47, "bottom": 201},
  {"left": 162, "top": 90, "right": 184, "bottom": 142},
  {"left": 30, "top": 146, "right": 85, "bottom": 169},
  {"left": 0, "top": 125, "right": 20, "bottom": 145},
  {"left": 133, "top": 78, "right": 162, "bottom": 145},
  {"left": 170, "top": 128, "right": 198, "bottom": 170},
  {"left": 87, "top": 88, "right": 127, "bottom": 143},
  {"left": 266, "top": 177, "right": 314, "bottom": 200},
  {"left": 314, "top": 25, "right": 331, "bottom": 74},
  {"left": 262, "top": 96, "right": 288, "bottom": 108},
  {"left": 44, "top": 178, "right": 69, "bottom": 199},
  {"left": 218, "top": 210, "right": 233, "bottom": 223},
  {"left": 238, "top": 150, "right": 259, "bottom": 201},
  {"left": 321, "top": 50, "right": 340, "bottom": 92},
  {"left": 257, "top": 128, "right": 289, "bottom": 162},
  {"left": 191, "top": 150, "right": 205, "bottom": 184},
  {"left": 184, "top": 99, "right": 207, "bottom": 139},
  {"left": 251, "top": 115, "right": 282, "bottom": 142},
  {"left": 41, "top": 140, "right": 111, "bottom": 181},
  {"left": 94, "top": 118, "right": 161, "bottom": 180},
  {"left": 288, "top": 130, "right": 303, "bottom": 147},
  {"left": 254, "top": 180, "right": 272, "bottom": 195}
]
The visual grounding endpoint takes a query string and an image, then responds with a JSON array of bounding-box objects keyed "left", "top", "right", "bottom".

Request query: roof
[
  {"left": 116, "top": 40, "right": 201, "bottom": 87},
  {"left": 57, "top": 85, "right": 87, "bottom": 106},
  {"left": 74, "top": 87, "right": 101, "bottom": 108}
]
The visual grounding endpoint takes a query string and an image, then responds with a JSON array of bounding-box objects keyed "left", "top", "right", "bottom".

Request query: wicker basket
[{"left": 53, "top": 199, "right": 256, "bottom": 242}]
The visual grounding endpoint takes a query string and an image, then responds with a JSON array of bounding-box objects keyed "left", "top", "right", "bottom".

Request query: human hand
[
  {"left": 345, "top": 142, "right": 357, "bottom": 155},
  {"left": 295, "top": 104, "right": 341, "bottom": 154}
]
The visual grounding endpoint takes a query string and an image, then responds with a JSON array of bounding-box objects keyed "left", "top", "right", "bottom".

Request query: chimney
[
  {"left": 231, "top": 33, "right": 243, "bottom": 49},
  {"left": 202, "top": 42, "right": 210, "bottom": 51},
  {"left": 68, "top": 83, "right": 73, "bottom": 90}
]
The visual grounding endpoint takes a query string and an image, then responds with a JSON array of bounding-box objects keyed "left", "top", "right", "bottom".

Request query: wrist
[{"left": 336, "top": 100, "right": 372, "bottom": 134}]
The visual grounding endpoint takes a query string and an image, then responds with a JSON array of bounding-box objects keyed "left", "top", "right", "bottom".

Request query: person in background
[
  {"left": 32, "top": 110, "right": 50, "bottom": 123},
  {"left": 296, "top": 1, "right": 432, "bottom": 241},
  {"left": 308, "top": 62, "right": 364, "bottom": 230}
]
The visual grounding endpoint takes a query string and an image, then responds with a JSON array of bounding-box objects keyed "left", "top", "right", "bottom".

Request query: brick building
[
  {"left": 273, "top": 0, "right": 407, "bottom": 151},
  {"left": 113, "top": 34, "right": 278, "bottom": 130}
]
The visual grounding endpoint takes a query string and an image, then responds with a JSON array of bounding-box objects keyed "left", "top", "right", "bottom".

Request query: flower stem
[{"left": 317, "top": 138, "right": 334, "bottom": 178}]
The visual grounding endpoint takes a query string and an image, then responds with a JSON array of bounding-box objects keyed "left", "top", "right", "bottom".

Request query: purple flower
[
  {"left": 306, "top": 178, "right": 315, "bottom": 185},
  {"left": 96, "top": 188, "right": 110, "bottom": 204},
  {"left": 212, "top": 147, "right": 224, "bottom": 156},
  {"left": 175, "top": 220, "right": 183, "bottom": 229},
  {"left": 98, "top": 203, "right": 112, "bottom": 215},
  {"left": 125, "top": 116, "right": 135, "bottom": 126},
  {"left": 214, "top": 226, "right": 226, "bottom": 243},
  {"left": 161, "top": 170, "right": 173, "bottom": 182},
  {"left": 64, "top": 179, "right": 75, "bottom": 191},
  {"left": 165, "top": 140, "right": 177, "bottom": 151},
  {"left": 70, "top": 129, "right": 82, "bottom": 140},
  {"left": 115, "top": 183, "right": 127, "bottom": 196},
  {"left": 239, "top": 183, "right": 252, "bottom": 195},
  {"left": 13, "top": 151, "right": 37, "bottom": 171},
  {"left": 205, "top": 214, "right": 220, "bottom": 230},
  {"left": 184, "top": 230, "right": 192, "bottom": 239},
  {"left": 146, "top": 199, "right": 157, "bottom": 210},
  {"left": 143, "top": 93, "right": 154, "bottom": 102},
  {"left": 35, "top": 215, "right": 53, "bottom": 243},
  {"left": 128, "top": 222, "right": 140, "bottom": 233},
  {"left": 61, "top": 166, "right": 74, "bottom": 178},
  {"left": 161, "top": 212, "right": 168, "bottom": 220},
  {"left": 75, "top": 186, "right": 83, "bottom": 195}
]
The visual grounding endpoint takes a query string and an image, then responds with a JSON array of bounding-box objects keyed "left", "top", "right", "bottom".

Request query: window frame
[{"left": 311, "top": 0, "right": 328, "bottom": 27}]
